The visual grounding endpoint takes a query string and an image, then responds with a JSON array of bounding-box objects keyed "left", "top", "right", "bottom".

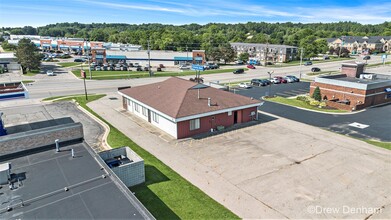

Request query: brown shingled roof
[{"left": 119, "top": 77, "right": 261, "bottom": 119}]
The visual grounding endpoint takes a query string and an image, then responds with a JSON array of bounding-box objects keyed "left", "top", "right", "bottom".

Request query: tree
[
  {"left": 238, "top": 52, "right": 250, "bottom": 63},
  {"left": 312, "top": 86, "right": 322, "bottom": 101},
  {"left": 1, "top": 41, "right": 17, "bottom": 51},
  {"left": 15, "top": 38, "right": 41, "bottom": 74},
  {"left": 218, "top": 44, "right": 236, "bottom": 64}
]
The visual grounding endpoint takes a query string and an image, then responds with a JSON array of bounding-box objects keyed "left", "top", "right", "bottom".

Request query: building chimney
[
  {"left": 198, "top": 88, "right": 200, "bottom": 99},
  {"left": 208, "top": 98, "right": 211, "bottom": 107},
  {"left": 341, "top": 62, "right": 365, "bottom": 78}
]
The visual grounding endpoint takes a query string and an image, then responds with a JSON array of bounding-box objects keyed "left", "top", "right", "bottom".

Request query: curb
[{"left": 75, "top": 101, "right": 112, "bottom": 151}]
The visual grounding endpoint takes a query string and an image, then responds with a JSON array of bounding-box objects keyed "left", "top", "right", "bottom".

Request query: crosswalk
[{"left": 275, "top": 89, "right": 309, "bottom": 97}]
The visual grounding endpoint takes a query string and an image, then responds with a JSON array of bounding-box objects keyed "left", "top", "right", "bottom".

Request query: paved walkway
[{"left": 87, "top": 93, "right": 285, "bottom": 219}]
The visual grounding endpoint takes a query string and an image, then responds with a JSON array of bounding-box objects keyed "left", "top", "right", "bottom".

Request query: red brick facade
[
  {"left": 176, "top": 106, "right": 258, "bottom": 139},
  {"left": 310, "top": 82, "right": 391, "bottom": 111}
]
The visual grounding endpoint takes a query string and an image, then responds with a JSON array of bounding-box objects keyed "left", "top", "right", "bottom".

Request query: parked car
[
  {"left": 46, "top": 70, "right": 55, "bottom": 76},
  {"left": 208, "top": 63, "right": 219, "bottom": 69},
  {"left": 179, "top": 65, "right": 191, "bottom": 70},
  {"left": 121, "top": 66, "right": 128, "bottom": 71},
  {"left": 263, "top": 79, "right": 271, "bottom": 85},
  {"left": 238, "top": 83, "right": 252, "bottom": 89},
  {"left": 304, "top": 61, "right": 312, "bottom": 66},
  {"left": 311, "top": 67, "right": 321, "bottom": 72},
  {"left": 251, "top": 79, "right": 267, "bottom": 86},
  {"left": 275, "top": 76, "right": 287, "bottom": 83},
  {"left": 270, "top": 77, "right": 281, "bottom": 84},
  {"left": 157, "top": 67, "right": 162, "bottom": 72},
  {"left": 143, "top": 67, "right": 149, "bottom": 71},
  {"left": 285, "top": 77, "right": 295, "bottom": 83},
  {"left": 114, "top": 64, "right": 122, "bottom": 71},
  {"left": 128, "top": 63, "right": 134, "bottom": 67},
  {"left": 136, "top": 67, "right": 143, "bottom": 71},
  {"left": 235, "top": 60, "right": 244, "bottom": 65},
  {"left": 363, "top": 55, "right": 371, "bottom": 60},
  {"left": 95, "top": 66, "right": 102, "bottom": 71},
  {"left": 159, "top": 64, "right": 165, "bottom": 68},
  {"left": 233, "top": 69, "right": 245, "bottom": 74},
  {"left": 247, "top": 64, "right": 256, "bottom": 69},
  {"left": 286, "top": 75, "right": 300, "bottom": 82}
]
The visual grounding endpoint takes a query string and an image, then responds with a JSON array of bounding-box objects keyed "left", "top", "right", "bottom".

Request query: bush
[
  {"left": 319, "top": 102, "right": 327, "bottom": 108},
  {"left": 309, "top": 100, "right": 320, "bottom": 106},
  {"left": 296, "top": 95, "right": 307, "bottom": 101},
  {"left": 312, "top": 86, "right": 322, "bottom": 101}
]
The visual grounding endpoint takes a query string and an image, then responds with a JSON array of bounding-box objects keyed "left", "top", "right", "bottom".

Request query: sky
[{"left": 1, "top": 0, "right": 390, "bottom": 27}]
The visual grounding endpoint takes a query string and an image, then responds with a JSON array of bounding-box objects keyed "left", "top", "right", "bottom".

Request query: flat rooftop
[
  {"left": 0, "top": 142, "right": 153, "bottom": 219},
  {"left": 315, "top": 74, "right": 391, "bottom": 90}
]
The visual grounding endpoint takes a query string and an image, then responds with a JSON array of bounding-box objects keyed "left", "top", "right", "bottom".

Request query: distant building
[
  {"left": 7, "top": 34, "right": 141, "bottom": 53},
  {"left": 327, "top": 36, "right": 391, "bottom": 54},
  {"left": 0, "top": 53, "right": 20, "bottom": 71},
  {"left": 230, "top": 42, "right": 298, "bottom": 63},
  {"left": 310, "top": 61, "right": 391, "bottom": 111},
  {"left": 118, "top": 77, "right": 262, "bottom": 139},
  {"left": 0, "top": 82, "right": 29, "bottom": 101}
]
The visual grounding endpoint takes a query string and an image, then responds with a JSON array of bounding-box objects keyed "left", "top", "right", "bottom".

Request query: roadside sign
[
  {"left": 81, "top": 70, "right": 86, "bottom": 78},
  {"left": 382, "top": 54, "right": 387, "bottom": 59},
  {"left": 192, "top": 64, "right": 204, "bottom": 71}
]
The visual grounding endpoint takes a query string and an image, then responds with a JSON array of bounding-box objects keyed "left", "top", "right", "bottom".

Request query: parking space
[{"left": 235, "top": 82, "right": 310, "bottom": 99}]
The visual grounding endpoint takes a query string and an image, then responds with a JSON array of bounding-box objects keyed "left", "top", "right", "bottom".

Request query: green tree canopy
[{"left": 15, "top": 38, "right": 41, "bottom": 74}]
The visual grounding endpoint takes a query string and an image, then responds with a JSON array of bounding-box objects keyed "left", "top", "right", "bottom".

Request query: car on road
[
  {"left": 251, "top": 79, "right": 268, "bottom": 86},
  {"left": 238, "top": 83, "right": 252, "bottom": 89},
  {"left": 363, "top": 55, "right": 371, "bottom": 60},
  {"left": 46, "top": 70, "right": 55, "bottom": 76},
  {"left": 286, "top": 75, "right": 300, "bottom": 82},
  {"left": 311, "top": 67, "right": 321, "bottom": 72},
  {"left": 74, "top": 58, "right": 85, "bottom": 62},
  {"left": 247, "top": 64, "right": 256, "bottom": 69},
  {"left": 179, "top": 65, "right": 191, "bottom": 70},
  {"left": 304, "top": 61, "right": 312, "bottom": 66},
  {"left": 275, "top": 76, "right": 287, "bottom": 83},
  {"left": 233, "top": 69, "right": 245, "bottom": 74}
]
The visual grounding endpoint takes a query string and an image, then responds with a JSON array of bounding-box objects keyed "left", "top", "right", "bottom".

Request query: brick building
[
  {"left": 310, "top": 61, "right": 391, "bottom": 111},
  {"left": 118, "top": 77, "right": 261, "bottom": 139},
  {"left": 230, "top": 42, "right": 298, "bottom": 63}
]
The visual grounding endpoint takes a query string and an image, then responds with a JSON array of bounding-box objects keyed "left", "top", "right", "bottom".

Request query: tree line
[{"left": 2, "top": 21, "right": 391, "bottom": 59}]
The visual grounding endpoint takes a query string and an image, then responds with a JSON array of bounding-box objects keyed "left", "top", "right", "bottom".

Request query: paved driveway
[{"left": 88, "top": 94, "right": 391, "bottom": 219}]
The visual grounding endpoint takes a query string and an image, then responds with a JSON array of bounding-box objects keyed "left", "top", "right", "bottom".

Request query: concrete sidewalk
[{"left": 87, "top": 93, "right": 286, "bottom": 219}]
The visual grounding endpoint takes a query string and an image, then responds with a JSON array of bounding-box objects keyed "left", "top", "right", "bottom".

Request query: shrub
[
  {"left": 310, "top": 100, "right": 320, "bottom": 106},
  {"left": 312, "top": 86, "right": 322, "bottom": 101},
  {"left": 296, "top": 95, "right": 307, "bottom": 101},
  {"left": 319, "top": 102, "right": 327, "bottom": 108}
]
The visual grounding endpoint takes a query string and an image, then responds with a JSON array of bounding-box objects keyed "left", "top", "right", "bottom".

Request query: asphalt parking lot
[
  {"left": 235, "top": 81, "right": 310, "bottom": 99},
  {"left": 234, "top": 82, "right": 391, "bottom": 142}
]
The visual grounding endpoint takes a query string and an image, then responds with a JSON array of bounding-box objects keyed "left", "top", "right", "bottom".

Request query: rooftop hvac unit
[{"left": 0, "top": 163, "right": 11, "bottom": 184}]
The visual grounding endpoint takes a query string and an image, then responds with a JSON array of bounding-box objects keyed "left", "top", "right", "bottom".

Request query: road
[{"left": 2, "top": 55, "right": 387, "bottom": 99}]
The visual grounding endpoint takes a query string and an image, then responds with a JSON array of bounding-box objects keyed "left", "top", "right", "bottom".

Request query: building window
[
  {"left": 142, "top": 106, "right": 148, "bottom": 116},
  {"left": 152, "top": 112, "right": 159, "bottom": 123},
  {"left": 190, "top": 118, "right": 200, "bottom": 131},
  {"left": 134, "top": 102, "right": 139, "bottom": 112}
]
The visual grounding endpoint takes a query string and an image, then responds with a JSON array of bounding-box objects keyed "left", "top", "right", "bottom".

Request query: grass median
[
  {"left": 58, "top": 62, "right": 83, "bottom": 68},
  {"left": 72, "top": 68, "right": 246, "bottom": 80},
  {"left": 46, "top": 94, "right": 239, "bottom": 219},
  {"left": 265, "top": 96, "right": 348, "bottom": 113}
]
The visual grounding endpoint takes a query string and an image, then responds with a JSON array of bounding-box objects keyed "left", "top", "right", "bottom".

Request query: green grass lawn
[
  {"left": 58, "top": 62, "right": 82, "bottom": 68},
  {"left": 366, "top": 61, "right": 391, "bottom": 67},
  {"left": 48, "top": 94, "right": 239, "bottom": 219},
  {"left": 364, "top": 140, "right": 391, "bottom": 151},
  {"left": 265, "top": 96, "right": 347, "bottom": 113},
  {"left": 22, "top": 80, "right": 35, "bottom": 84},
  {"left": 24, "top": 70, "right": 41, "bottom": 76},
  {"left": 72, "top": 68, "right": 246, "bottom": 80}
]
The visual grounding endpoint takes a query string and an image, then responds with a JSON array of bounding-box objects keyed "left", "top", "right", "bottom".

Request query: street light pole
[
  {"left": 85, "top": 39, "right": 92, "bottom": 80},
  {"left": 267, "top": 71, "right": 274, "bottom": 97},
  {"left": 299, "top": 47, "right": 304, "bottom": 79},
  {"left": 147, "top": 39, "right": 152, "bottom": 77}
]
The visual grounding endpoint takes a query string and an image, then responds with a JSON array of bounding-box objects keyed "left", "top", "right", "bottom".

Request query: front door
[{"left": 233, "top": 111, "right": 238, "bottom": 124}]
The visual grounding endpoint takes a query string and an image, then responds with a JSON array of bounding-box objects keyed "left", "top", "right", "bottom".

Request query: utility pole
[
  {"left": 186, "top": 44, "right": 189, "bottom": 65},
  {"left": 85, "top": 39, "right": 92, "bottom": 80},
  {"left": 267, "top": 71, "right": 274, "bottom": 97},
  {"left": 299, "top": 47, "right": 304, "bottom": 79},
  {"left": 147, "top": 39, "right": 152, "bottom": 77}
]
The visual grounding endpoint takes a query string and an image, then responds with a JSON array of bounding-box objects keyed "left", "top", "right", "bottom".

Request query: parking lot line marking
[
  {"left": 283, "top": 91, "right": 299, "bottom": 96},
  {"left": 291, "top": 90, "right": 307, "bottom": 94},
  {"left": 275, "top": 93, "right": 289, "bottom": 97},
  {"left": 348, "top": 122, "right": 370, "bottom": 129}
]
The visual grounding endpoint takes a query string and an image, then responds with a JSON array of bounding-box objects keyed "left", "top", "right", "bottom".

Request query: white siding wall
[
  {"left": 150, "top": 112, "right": 177, "bottom": 138},
  {"left": 122, "top": 96, "right": 177, "bottom": 138}
]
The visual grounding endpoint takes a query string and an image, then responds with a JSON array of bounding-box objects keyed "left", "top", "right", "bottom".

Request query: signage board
[{"left": 192, "top": 64, "right": 204, "bottom": 71}]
